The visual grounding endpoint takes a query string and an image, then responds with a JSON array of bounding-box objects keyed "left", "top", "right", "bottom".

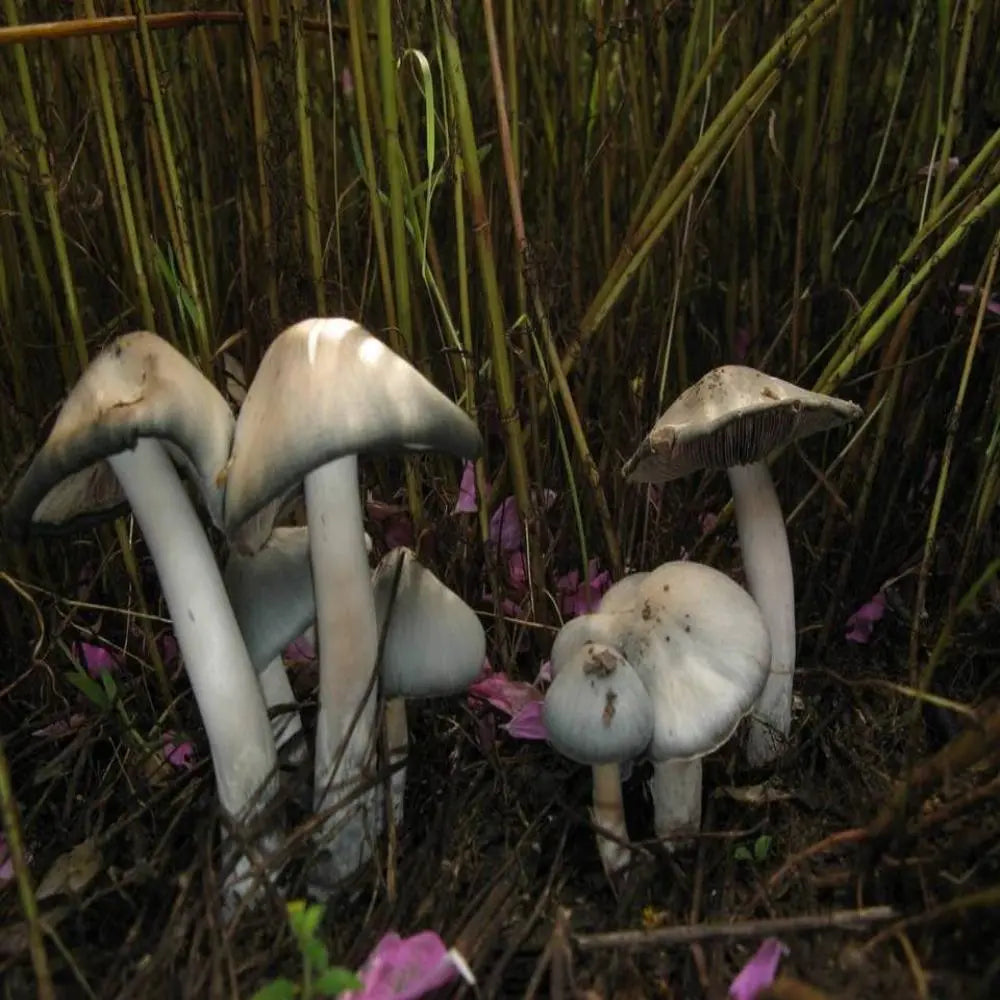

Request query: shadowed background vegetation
[{"left": 1, "top": 1, "right": 999, "bottom": 997}]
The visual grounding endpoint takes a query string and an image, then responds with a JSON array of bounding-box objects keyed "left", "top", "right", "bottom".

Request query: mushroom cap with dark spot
[
  {"left": 3, "top": 332, "right": 235, "bottom": 540},
  {"left": 544, "top": 640, "right": 654, "bottom": 765},
  {"left": 373, "top": 547, "right": 485, "bottom": 699},
  {"left": 623, "top": 365, "right": 863, "bottom": 483},
  {"left": 223, "top": 318, "right": 483, "bottom": 533}
]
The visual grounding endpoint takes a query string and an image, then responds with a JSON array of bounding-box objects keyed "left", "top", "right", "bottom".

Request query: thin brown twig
[{"left": 573, "top": 905, "right": 897, "bottom": 952}]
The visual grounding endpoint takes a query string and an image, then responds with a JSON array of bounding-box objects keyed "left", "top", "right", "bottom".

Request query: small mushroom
[
  {"left": 3, "top": 332, "right": 280, "bottom": 906},
  {"left": 623, "top": 366, "right": 861, "bottom": 765},
  {"left": 223, "top": 318, "right": 481, "bottom": 892},
  {"left": 545, "top": 561, "right": 770, "bottom": 877},
  {"left": 372, "top": 547, "right": 486, "bottom": 825}
]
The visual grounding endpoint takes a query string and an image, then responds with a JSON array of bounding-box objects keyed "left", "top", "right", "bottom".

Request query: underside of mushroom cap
[
  {"left": 372, "top": 547, "right": 486, "bottom": 698},
  {"left": 3, "top": 332, "right": 235, "bottom": 540},
  {"left": 544, "top": 640, "right": 654, "bottom": 765},
  {"left": 222, "top": 318, "right": 483, "bottom": 533},
  {"left": 623, "top": 365, "right": 863, "bottom": 483},
  {"left": 224, "top": 526, "right": 315, "bottom": 671}
]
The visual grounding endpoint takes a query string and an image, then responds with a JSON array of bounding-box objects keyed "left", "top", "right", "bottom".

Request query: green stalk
[
  {"left": 438, "top": 1, "right": 537, "bottom": 598},
  {"left": 3, "top": 0, "right": 87, "bottom": 379},
  {"left": 293, "top": 0, "right": 326, "bottom": 313}
]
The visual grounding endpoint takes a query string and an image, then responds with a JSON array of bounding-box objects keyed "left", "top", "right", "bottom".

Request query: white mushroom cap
[
  {"left": 3, "top": 332, "right": 235, "bottom": 536},
  {"left": 224, "top": 526, "right": 317, "bottom": 670},
  {"left": 222, "top": 318, "right": 482, "bottom": 533},
  {"left": 546, "top": 561, "right": 770, "bottom": 762},
  {"left": 372, "top": 547, "right": 486, "bottom": 699},
  {"left": 544, "top": 640, "right": 654, "bottom": 765},
  {"left": 623, "top": 365, "right": 862, "bottom": 483}
]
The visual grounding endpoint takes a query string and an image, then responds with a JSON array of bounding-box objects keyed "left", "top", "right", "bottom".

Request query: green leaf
[
  {"left": 64, "top": 670, "right": 111, "bottom": 712},
  {"left": 302, "top": 938, "right": 329, "bottom": 974},
  {"left": 753, "top": 835, "right": 773, "bottom": 863},
  {"left": 733, "top": 845, "right": 753, "bottom": 863},
  {"left": 313, "top": 968, "right": 362, "bottom": 997},
  {"left": 299, "top": 902, "right": 325, "bottom": 942},
  {"left": 249, "top": 978, "right": 299, "bottom": 1000}
]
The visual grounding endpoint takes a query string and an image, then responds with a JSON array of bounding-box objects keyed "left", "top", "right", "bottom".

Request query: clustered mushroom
[{"left": 3, "top": 320, "right": 484, "bottom": 907}]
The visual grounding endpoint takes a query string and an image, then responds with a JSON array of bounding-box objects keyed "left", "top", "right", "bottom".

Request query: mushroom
[
  {"left": 222, "top": 318, "right": 481, "bottom": 892},
  {"left": 226, "top": 530, "right": 485, "bottom": 833},
  {"left": 2, "top": 332, "right": 280, "bottom": 904},
  {"left": 371, "top": 546, "right": 486, "bottom": 825},
  {"left": 622, "top": 366, "right": 861, "bottom": 765},
  {"left": 544, "top": 561, "right": 770, "bottom": 877}
]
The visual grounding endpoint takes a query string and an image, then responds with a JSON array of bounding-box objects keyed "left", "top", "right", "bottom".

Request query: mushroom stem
[
  {"left": 591, "top": 762, "right": 631, "bottom": 877},
  {"left": 257, "top": 657, "right": 307, "bottom": 767},
  {"left": 304, "top": 454, "right": 381, "bottom": 889},
  {"left": 650, "top": 758, "right": 703, "bottom": 846},
  {"left": 385, "top": 697, "right": 409, "bottom": 825},
  {"left": 107, "top": 439, "right": 280, "bottom": 899},
  {"left": 727, "top": 462, "right": 796, "bottom": 766}
]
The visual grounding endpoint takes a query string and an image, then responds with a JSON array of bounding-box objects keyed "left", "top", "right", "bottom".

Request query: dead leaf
[
  {"left": 716, "top": 780, "right": 795, "bottom": 806},
  {"left": 36, "top": 839, "right": 101, "bottom": 900}
]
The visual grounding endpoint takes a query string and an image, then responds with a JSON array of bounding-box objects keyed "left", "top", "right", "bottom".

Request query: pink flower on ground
[
  {"left": 502, "top": 700, "right": 547, "bottom": 741},
  {"left": 162, "top": 733, "right": 196, "bottom": 771},
  {"left": 489, "top": 496, "right": 523, "bottom": 553},
  {"left": 75, "top": 641, "right": 121, "bottom": 680},
  {"left": 954, "top": 282, "right": 1000, "bottom": 318},
  {"left": 454, "top": 461, "right": 485, "bottom": 514},
  {"left": 283, "top": 631, "right": 317, "bottom": 665},
  {"left": 344, "top": 931, "right": 474, "bottom": 1000},
  {"left": 556, "top": 559, "right": 612, "bottom": 619},
  {"left": 845, "top": 592, "right": 887, "bottom": 644},
  {"left": 729, "top": 938, "right": 789, "bottom": 1000}
]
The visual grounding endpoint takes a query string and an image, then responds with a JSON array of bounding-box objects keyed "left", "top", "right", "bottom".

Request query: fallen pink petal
[
  {"left": 75, "top": 641, "right": 120, "bottom": 680},
  {"left": 162, "top": 734, "right": 196, "bottom": 771},
  {"left": 700, "top": 511, "right": 720, "bottom": 535},
  {"left": 454, "top": 460, "right": 481, "bottom": 513},
  {"left": 557, "top": 558, "right": 612, "bottom": 618},
  {"left": 502, "top": 700, "right": 548, "bottom": 740},
  {"left": 489, "top": 496, "right": 524, "bottom": 553},
  {"left": 344, "top": 930, "right": 473, "bottom": 1000},
  {"left": 468, "top": 672, "right": 543, "bottom": 718},
  {"left": 845, "top": 592, "right": 887, "bottom": 644},
  {"left": 507, "top": 551, "right": 528, "bottom": 592},
  {"left": 157, "top": 631, "right": 179, "bottom": 666},
  {"left": 954, "top": 282, "right": 1000, "bottom": 317},
  {"left": 729, "top": 938, "right": 789, "bottom": 1000},
  {"left": 283, "top": 631, "right": 317, "bottom": 665},
  {"left": 383, "top": 515, "right": 414, "bottom": 550}
]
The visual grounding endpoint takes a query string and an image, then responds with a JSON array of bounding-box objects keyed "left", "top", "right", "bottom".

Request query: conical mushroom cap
[
  {"left": 223, "top": 318, "right": 482, "bottom": 533},
  {"left": 373, "top": 547, "right": 486, "bottom": 699},
  {"left": 624, "top": 365, "right": 862, "bottom": 483},
  {"left": 3, "top": 332, "right": 235, "bottom": 539}
]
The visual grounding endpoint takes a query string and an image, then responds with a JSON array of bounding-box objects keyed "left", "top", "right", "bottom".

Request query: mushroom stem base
[
  {"left": 592, "top": 763, "right": 631, "bottom": 877},
  {"left": 650, "top": 758, "right": 702, "bottom": 848},
  {"left": 258, "top": 657, "right": 307, "bottom": 768},
  {"left": 727, "top": 462, "right": 796, "bottom": 766}
]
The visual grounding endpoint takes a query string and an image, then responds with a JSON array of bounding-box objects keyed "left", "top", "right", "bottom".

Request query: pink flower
[
  {"left": 366, "top": 495, "right": 414, "bottom": 550},
  {"left": 157, "top": 631, "right": 179, "bottom": 667},
  {"left": 454, "top": 461, "right": 483, "bottom": 514},
  {"left": 556, "top": 559, "right": 612, "bottom": 618},
  {"left": 284, "top": 631, "right": 317, "bottom": 665},
  {"left": 699, "top": 511, "right": 719, "bottom": 535},
  {"left": 502, "top": 700, "right": 547, "bottom": 741},
  {"left": 162, "top": 733, "right": 196, "bottom": 771},
  {"left": 75, "top": 641, "right": 121, "bottom": 679},
  {"left": 729, "top": 938, "right": 788, "bottom": 999},
  {"left": 954, "top": 282, "right": 1000, "bottom": 318},
  {"left": 489, "top": 496, "right": 523, "bottom": 553},
  {"left": 845, "top": 592, "right": 887, "bottom": 644},
  {"left": 344, "top": 931, "right": 474, "bottom": 999}
]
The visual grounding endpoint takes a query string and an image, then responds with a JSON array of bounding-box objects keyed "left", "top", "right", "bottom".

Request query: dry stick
[
  {"left": 480, "top": 0, "right": 623, "bottom": 578},
  {"left": 573, "top": 905, "right": 897, "bottom": 952},
  {"left": 0, "top": 11, "right": 351, "bottom": 45},
  {"left": 0, "top": 732, "right": 54, "bottom": 1000}
]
